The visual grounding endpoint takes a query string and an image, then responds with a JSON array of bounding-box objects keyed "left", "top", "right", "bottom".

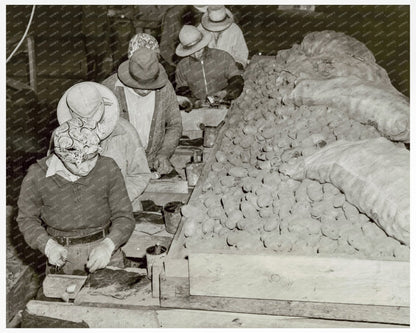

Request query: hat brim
[
  {"left": 201, "top": 9, "right": 234, "bottom": 32},
  {"left": 57, "top": 82, "right": 119, "bottom": 140},
  {"left": 118, "top": 62, "right": 168, "bottom": 90},
  {"left": 175, "top": 29, "right": 212, "bottom": 57}
]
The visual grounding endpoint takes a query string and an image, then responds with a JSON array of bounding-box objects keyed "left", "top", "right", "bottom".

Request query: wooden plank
[
  {"left": 145, "top": 179, "right": 188, "bottom": 194},
  {"left": 25, "top": 300, "right": 403, "bottom": 328},
  {"left": 189, "top": 253, "right": 409, "bottom": 307},
  {"left": 164, "top": 259, "right": 188, "bottom": 277},
  {"left": 25, "top": 301, "right": 160, "bottom": 328},
  {"left": 156, "top": 308, "right": 403, "bottom": 328},
  {"left": 159, "top": 275, "right": 409, "bottom": 325}
]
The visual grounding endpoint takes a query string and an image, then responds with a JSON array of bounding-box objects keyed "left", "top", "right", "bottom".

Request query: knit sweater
[
  {"left": 102, "top": 74, "right": 182, "bottom": 167},
  {"left": 17, "top": 155, "right": 135, "bottom": 253}
]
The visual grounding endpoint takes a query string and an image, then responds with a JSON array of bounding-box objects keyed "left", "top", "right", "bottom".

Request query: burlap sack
[
  {"left": 289, "top": 76, "right": 410, "bottom": 142},
  {"left": 287, "top": 138, "right": 409, "bottom": 245}
]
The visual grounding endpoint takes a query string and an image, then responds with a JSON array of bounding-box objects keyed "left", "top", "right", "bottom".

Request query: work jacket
[{"left": 175, "top": 47, "right": 241, "bottom": 100}]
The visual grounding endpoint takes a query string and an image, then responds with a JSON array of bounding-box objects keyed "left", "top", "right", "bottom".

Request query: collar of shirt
[
  {"left": 110, "top": 120, "right": 125, "bottom": 137},
  {"left": 46, "top": 154, "right": 80, "bottom": 182}
]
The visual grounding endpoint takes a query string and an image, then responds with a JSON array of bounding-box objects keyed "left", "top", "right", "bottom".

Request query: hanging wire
[{"left": 6, "top": 5, "right": 36, "bottom": 64}]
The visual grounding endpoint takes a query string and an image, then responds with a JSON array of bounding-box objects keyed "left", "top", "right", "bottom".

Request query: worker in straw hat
[
  {"left": 102, "top": 47, "right": 182, "bottom": 176},
  {"left": 175, "top": 25, "right": 244, "bottom": 111},
  {"left": 17, "top": 118, "right": 135, "bottom": 275},
  {"left": 159, "top": 5, "right": 207, "bottom": 85},
  {"left": 198, "top": 5, "right": 249, "bottom": 70},
  {"left": 57, "top": 81, "right": 152, "bottom": 212}
]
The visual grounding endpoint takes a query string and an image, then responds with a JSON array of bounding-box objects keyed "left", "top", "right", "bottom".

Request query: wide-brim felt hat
[
  {"left": 57, "top": 82, "right": 119, "bottom": 140},
  {"left": 201, "top": 6, "right": 234, "bottom": 32},
  {"left": 176, "top": 25, "right": 212, "bottom": 57},
  {"left": 118, "top": 48, "right": 168, "bottom": 90}
]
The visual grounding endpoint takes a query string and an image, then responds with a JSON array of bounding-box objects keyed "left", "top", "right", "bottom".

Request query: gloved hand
[
  {"left": 86, "top": 238, "right": 115, "bottom": 273},
  {"left": 44, "top": 239, "right": 68, "bottom": 267},
  {"left": 213, "top": 90, "right": 227, "bottom": 100},
  {"left": 193, "top": 99, "right": 204, "bottom": 109},
  {"left": 178, "top": 97, "right": 193, "bottom": 112},
  {"left": 153, "top": 155, "right": 173, "bottom": 175}
]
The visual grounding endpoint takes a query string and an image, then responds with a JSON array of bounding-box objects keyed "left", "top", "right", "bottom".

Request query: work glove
[
  {"left": 44, "top": 239, "right": 68, "bottom": 267},
  {"left": 86, "top": 238, "right": 115, "bottom": 273},
  {"left": 153, "top": 155, "right": 173, "bottom": 176},
  {"left": 193, "top": 99, "right": 205, "bottom": 109},
  {"left": 213, "top": 90, "right": 228, "bottom": 100},
  {"left": 178, "top": 97, "right": 193, "bottom": 112}
]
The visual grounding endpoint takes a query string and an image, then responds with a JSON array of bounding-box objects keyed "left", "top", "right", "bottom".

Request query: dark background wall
[{"left": 6, "top": 4, "right": 410, "bottom": 206}]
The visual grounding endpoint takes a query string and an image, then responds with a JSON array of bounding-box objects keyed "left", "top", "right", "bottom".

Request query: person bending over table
[
  {"left": 17, "top": 118, "right": 135, "bottom": 275},
  {"left": 175, "top": 25, "right": 244, "bottom": 112}
]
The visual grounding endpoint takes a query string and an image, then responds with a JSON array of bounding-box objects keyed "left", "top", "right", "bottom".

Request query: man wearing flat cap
[
  {"left": 102, "top": 48, "right": 182, "bottom": 176},
  {"left": 175, "top": 25, "right": 244, "bottom": 111}
]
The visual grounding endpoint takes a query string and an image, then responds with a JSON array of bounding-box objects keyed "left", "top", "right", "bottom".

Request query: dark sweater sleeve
[
  {"left": 106, "top": 160, "right": 135, "bottom": 249},
  {"left": 157, "top": 82, "right": 183, "bottom": 159},
  {"left": 17, "top": 164, "right": 51, "bottom": 254},
  {"left": 224, "top": 75, "right": 244, "bottom": 101}
]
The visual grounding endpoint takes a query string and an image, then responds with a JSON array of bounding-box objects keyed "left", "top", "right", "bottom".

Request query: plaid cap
[
  {"left": 128, "top": 33, "right": 160, "bottom": 59},
  {"left": 53, "top": 118, "right": 102, "bottom": 165}
]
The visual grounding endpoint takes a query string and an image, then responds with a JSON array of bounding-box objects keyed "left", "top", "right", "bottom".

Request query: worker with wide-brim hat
[
  {"left": 159, "top": 5, "right": 207, "bottom": 85},
  {"left": 102, "top": 48, "right": 182, "bottom": 176},
  {"left": 17, "top": 118, "right": 135, "bottom": 275},
  {"left": 198, "top": 5, "right": 249, "bottom": 70},
  {"left": 175, "top": 25, "right": 244, "bottom": 111},
  {"left": 57, "top": 82, "right": 152, "bottom": 212}
]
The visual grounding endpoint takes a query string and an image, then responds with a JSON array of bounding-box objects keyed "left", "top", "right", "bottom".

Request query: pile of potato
[{"left": 179, "top": 38, "right": 409, "bottom": 260}]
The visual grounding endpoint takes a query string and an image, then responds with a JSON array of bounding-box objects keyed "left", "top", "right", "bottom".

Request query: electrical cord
[{"left": 6, "top": 5, "right": 36, "bottom": 64}]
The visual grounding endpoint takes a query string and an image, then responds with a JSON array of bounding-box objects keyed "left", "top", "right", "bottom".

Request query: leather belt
[{"left": 53, "top": 226, "right": 110, "bottom": 246}]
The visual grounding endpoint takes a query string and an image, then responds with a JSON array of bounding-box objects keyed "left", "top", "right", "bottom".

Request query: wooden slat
[
  {"left": 156, "top": 308, "right": 402, "bottom": 328},
  {"left": 25, "top": 301, "right": 159, "bottom": 328},
  {"left": 159, "top": 275, "right": 409, "bottom": 325},
  {"left": 26, "top": 300, "right": 403, "bottom": 328},
  {"left": 145, "top": 179, "right": 188, "bottom": 194},
  {"left": 164, "top": 259, "right": 188, "bottom": 277},
  {"left": 188, "top": 253, "right": 409, "bottom": 307}
]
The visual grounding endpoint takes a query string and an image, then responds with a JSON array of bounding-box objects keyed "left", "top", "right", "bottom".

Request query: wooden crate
[{"left": 158, "top": 99, "right": 410, "bottom": 326}]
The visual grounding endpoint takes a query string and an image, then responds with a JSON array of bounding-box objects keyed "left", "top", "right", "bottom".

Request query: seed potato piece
[
  {"left": 257, "top": 193, "right": 273, "bottom": 208},
  {"left": 183, "top": 220, "right": 197, "bottom": 238},
  {"left": 306, "top": 181, "right": 323, "bottom": 202},
  {"left": 333, "top": 193, "right": 345, "bottom": 208},
  {"left": 202, "top": 219, "right": 216, "bottom": 234},
  {"left": 343, "top": 202, "right": 360, "bottom": 222},
  {"left": 263, "top": 218, "right": 279, "bottom": 232},
  {"left": 229, "top": 167, "right": 248, "bottom": 178},
  {"left": 220, "top": 175, "right": 236, "bottom": 188},
  {"left": 259, "top": 206, "right": 274, "bottom": 218},
  {"left": 240, "top": 201, "right": 259, "bottom": 219}
]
